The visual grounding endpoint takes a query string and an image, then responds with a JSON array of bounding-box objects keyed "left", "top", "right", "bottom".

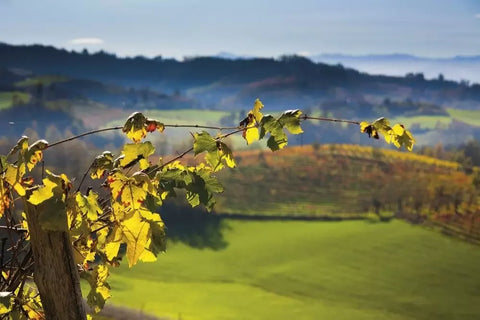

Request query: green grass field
[
  {"left": 447, "top": 108, "right": 480, "bottom": 126},
  {"left": 14, "top": 75, "right": 68, "bottom": 87},
  {"left": 0, "top": 91, "right": 31, "bottom": 110},
  {"left": 106, "top": 220, "right": 480, "bottom": 320},
  {"left": 391, "top": 115, "right": 451, "bottom": 129}
]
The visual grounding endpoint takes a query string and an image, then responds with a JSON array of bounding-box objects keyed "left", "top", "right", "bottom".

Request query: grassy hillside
[{"left": 107, "top": 220, "right": 480, "bottom": 320}]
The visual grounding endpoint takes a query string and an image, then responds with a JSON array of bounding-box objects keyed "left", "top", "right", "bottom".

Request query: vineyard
[{"left": 209, "top": 144, "right": 480, "bottom": 242}]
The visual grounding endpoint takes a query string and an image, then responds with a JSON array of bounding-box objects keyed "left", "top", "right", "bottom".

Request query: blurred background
[{"left": 1, "top": 0, "right": 480, "bottom": 319}]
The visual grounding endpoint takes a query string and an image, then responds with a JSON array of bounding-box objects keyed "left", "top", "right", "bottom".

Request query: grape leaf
[
  {"left": 193, "top": 131, "right": 217, "bottom": 155},
  {"left": 83, "top": 265, "right": 111, "bottom": 313},
  {"left": 240, "top": 99, "right": 265, "bottom": 145},
  {"left": 205, "top": 142, "right": 236, "bottom": 171},
  {"left": 25, "top": 140, "right": 48, "bottom": 171},
  {"left": 4, "top": 164, "right": 27, "bottom": 196},
  {"left": 0, "top": 292, "right": 13, "bottom": 315},
  {"left": 0, "top": 182, "right": 11, "bottom": 219},
  {"left": 251, "top": 98, "right": 264, "bottom": 123},
  {"left": 185, "top": 167, "right": 224, "bottom": 210},
  {"left": 122, "top": 210, "right": 151, "bottom": 267},
  {"left": 76, "top": 191, "right": 103, "bottom": 221},
  {"left": 278, "top": 109, "right": 303, "bottom": 134},
  {"left": 108, "top": 171, "right": 156, "bottom": 210},
  {"left": 122, "top": 112, "right": 148, "bottom": 143},
  {"left": 259, "top": 113, "right": 296, "bottom": 151},
  {"left": 243, "top": 121, "right": 260, "bottom": 145},
  {"left": 28, "top": 177, "right": 57, "bottom": 205},
  {"left": 90, "top": 151, "right": 114, "bottom": 179},
  {"left": 391, "top": 124, "right": 416, "bottom": 151},
  {"left": 122, "top": 112, "right": 165, "bottom": 143},
  {"left": 7, "top": 136, "right": 28, "bottom": 158},
  {"left": 267, "top": 131, "right": 288, "bottom": 151},
  {"left": 146, "top": 118, "right": 165, "bottom": 133},
  {"left": 119, "top": 142, "right": 155, "bottom": 170}
]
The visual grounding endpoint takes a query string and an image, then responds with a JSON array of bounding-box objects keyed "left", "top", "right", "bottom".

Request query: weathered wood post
[{"left": 25, "top": 202, "right": 86, "bottom": 320}]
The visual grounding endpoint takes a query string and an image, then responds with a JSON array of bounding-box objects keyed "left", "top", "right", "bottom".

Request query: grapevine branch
[{"left": 47, "top": 116, "right": 361, "bottom": 149}]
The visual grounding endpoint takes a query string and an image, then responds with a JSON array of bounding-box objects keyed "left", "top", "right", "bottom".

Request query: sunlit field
[{"left": 107, "top": 220, "right": 480, "bottom": 320}]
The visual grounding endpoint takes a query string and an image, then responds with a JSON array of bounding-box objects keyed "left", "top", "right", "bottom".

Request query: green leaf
[
  {"left": 259, "top": 114, "right": 289, "bottom": 151},
  {"left": 0, "top": 292, "right": 13, "bottom": 315},
  {"left": 278, "top": 109, "right": 303, "bottom": 134},
  {"left": 119, "top": 142, "right": 155, "bottom": 169},
  {"left": 204, "top": 142, "right": 236, "bottom": 172},
  {"left": 76, "top": 191, "right": 103, "bottom": 221},
  {"left": 193, "top": 131, "right": 217, "bottom": 155},
  {"left": 185, "top": 168, "right": 224, "bottom": 210},
  {"left": 267, "top": 131, "right": 288, "bottom": 151}
]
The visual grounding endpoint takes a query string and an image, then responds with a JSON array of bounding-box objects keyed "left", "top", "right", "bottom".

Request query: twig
[
  {"left": 301, "top": 115, "right": 360, "bottom": 125},
  {"left": 48, "top": 126, "right": 123, "bottom": 148}
]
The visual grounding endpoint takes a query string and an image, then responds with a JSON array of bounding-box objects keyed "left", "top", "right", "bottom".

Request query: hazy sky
[{"left": 1, "top": 0, "right": 479, "bottom": 59}]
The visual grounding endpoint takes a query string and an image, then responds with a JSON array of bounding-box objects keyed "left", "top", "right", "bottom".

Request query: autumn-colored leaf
[
  {"left": 251, "top": 98, "right": 264, "bottom": 123},
  {"left": 119, "top": 142, "right": 155, "bottom": 170},
  {"left": 28, "top": 178, "right": 57, "bottom": 205},
  {"left": 121, "top": 210, "right": 151, "bottom": 267},
  {"left": 90, "top": 151, "right": 114, "bottom": 179},
  {"left": 76, "top": 191, "right": 103, "bottom": 221}
]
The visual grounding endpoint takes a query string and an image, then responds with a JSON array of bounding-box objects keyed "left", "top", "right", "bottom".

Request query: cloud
[
  {"left": 69, "top": 38, "right": 104, "bottom": 45},
  {"left": 296, "top": 51, "right": 312, "bottom": 57}
]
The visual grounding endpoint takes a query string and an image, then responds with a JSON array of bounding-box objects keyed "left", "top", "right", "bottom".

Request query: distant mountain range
[
  {"left": 311, "top": 54, "right": 480, "bottom": 84},
  {"left": 214, "top": 52, "right": 480, "bottom": 84},
  {"left": 1, "top": 42, "right": 480, "bottom": 147}
]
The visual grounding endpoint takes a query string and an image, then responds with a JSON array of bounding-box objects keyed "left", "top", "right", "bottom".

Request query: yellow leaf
[
  {"left": 359, "top": 121, "right": 369, "bottom": 133},
  {"left": 0, "top": 183, "right": 11, "bottom": 219},
  {"left": 243, "top": 124, "right": 259, "bottom": 145},
  {"left": 4, "top": 164, "right": 26, "bottom": 196},
  {"left": 252, "top": 98, "right": 264, "bottom": 123},
  {"left": 27, "top": 178, "right": 57, "bottom": 205},
  {"left": 139, "top": 158, "right": 149, "bottom": 170},
  {"left": 121, "top": 211, "right": 150, "bottom": 267},
  {"left": 139, "top": 248, "right": 157, "bottom": 262},
  {"left": 122, "top": 112, "right": 148, "bottom": 143},
  {"left": 119, "top": 142, "right": 155, "bottom": 169},
  {"left": 104, "top": 242, "right": 121, "bottom": 261},
  {"left": 75, "top": 191, "right": 103, "bottom": 221},
  {"left": 0, "top": 292, "right": 13, "bottom": 315},
  {"left": 25, "top": 139, "right": 48, "bottom": 171}
]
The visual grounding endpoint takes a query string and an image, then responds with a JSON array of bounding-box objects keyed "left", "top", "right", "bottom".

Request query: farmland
[{"left": 106, "top": 220, "right": 480, "bottom": 320}]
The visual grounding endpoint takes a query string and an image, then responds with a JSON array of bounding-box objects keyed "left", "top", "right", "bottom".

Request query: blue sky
[{"left": 1, "top": 0, "right": 479, "bottom": 59}]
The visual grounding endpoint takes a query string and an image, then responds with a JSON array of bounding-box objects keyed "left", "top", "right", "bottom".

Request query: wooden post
[{"left": 25, "top": 202, "right": 86, "bottom": 320}]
